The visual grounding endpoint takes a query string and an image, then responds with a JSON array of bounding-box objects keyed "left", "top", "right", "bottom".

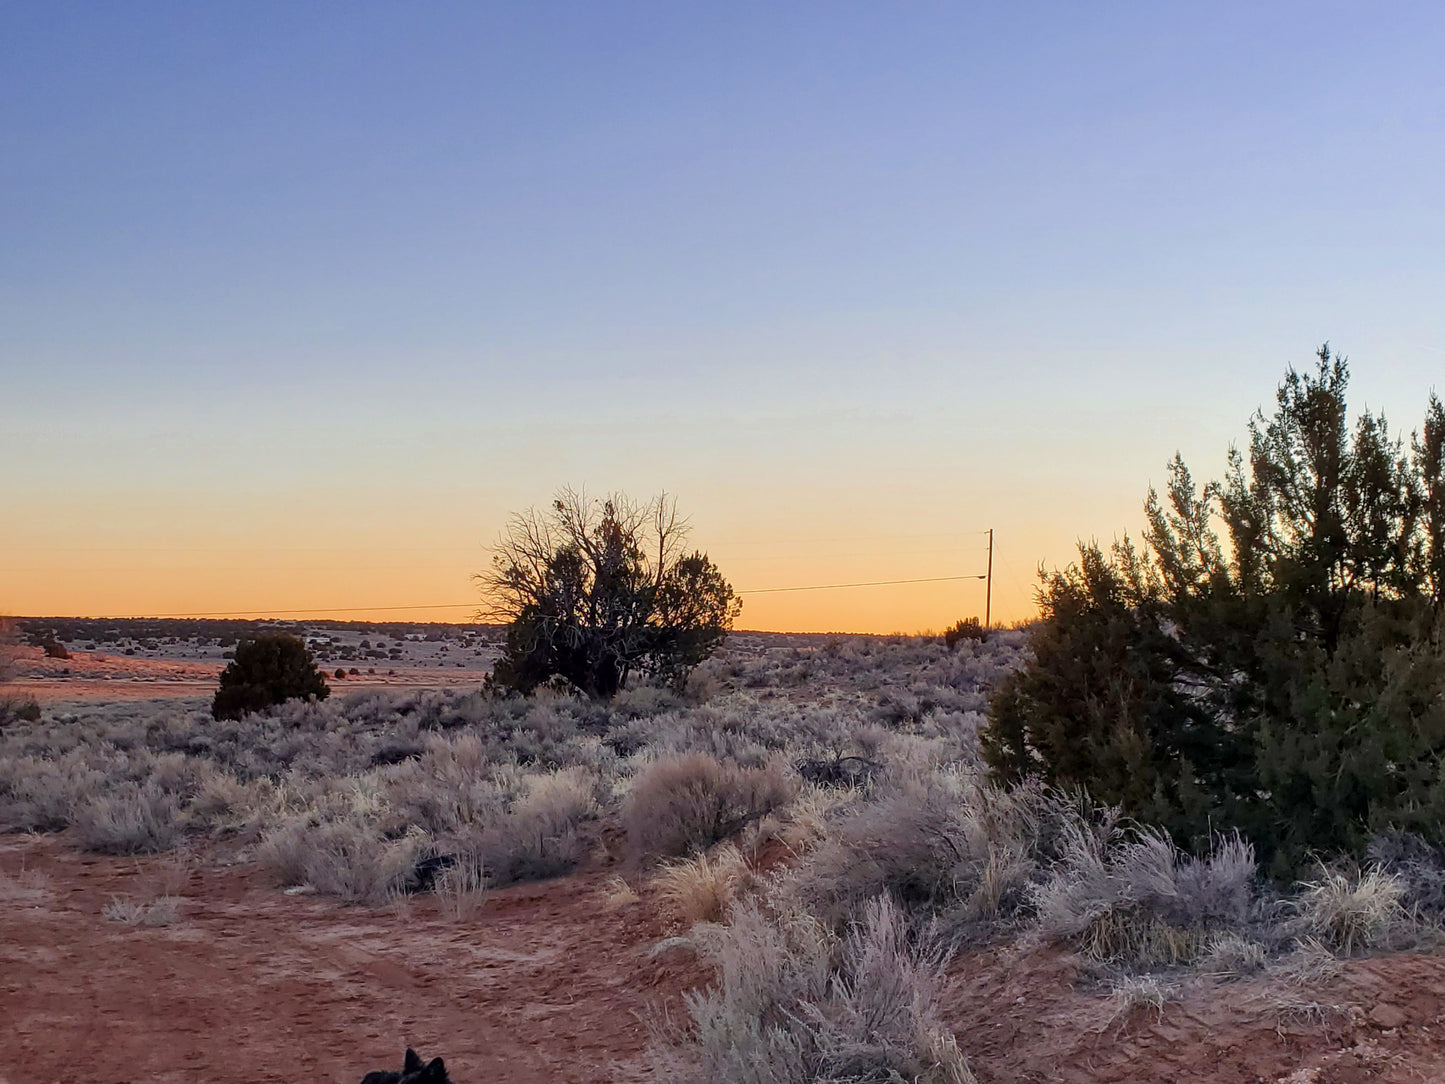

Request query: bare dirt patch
[
  {"left": 0, "top": 835, "right": 702, "bottom": 1084},
  {"left": 7, "top": 644, "right": 487, "bottom": 703},
  {"left": 943, "top": 942, "right": 1445, "bottom": 1084},
  {"left": 9, "top": 824, "right": 1445, "bottom": 1083}
]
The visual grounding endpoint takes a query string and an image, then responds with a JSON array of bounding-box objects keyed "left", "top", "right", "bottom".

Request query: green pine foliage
[
  {"left": 211, "top": 634, "right": 330, "bottom": 720},
  {"left": 985, "top": 347, "right": 1445, "bottom": 873}
]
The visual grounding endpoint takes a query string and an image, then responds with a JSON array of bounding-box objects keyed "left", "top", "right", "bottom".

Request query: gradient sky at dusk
[{"left": 4, "top": 3, "right": 1444, "bottom": 632}]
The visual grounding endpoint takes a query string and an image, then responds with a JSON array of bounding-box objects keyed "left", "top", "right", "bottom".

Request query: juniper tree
[
  {"left": 481, "top": 489, "right": 740, "bottom": 698},
  {"left": 985, "top": 347, "right": 1445, "bottom": 870}
]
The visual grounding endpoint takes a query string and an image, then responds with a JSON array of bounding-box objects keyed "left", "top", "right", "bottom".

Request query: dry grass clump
[
  {"left": 1270, "top": 936, "right": 1345, "bottom": 987},
  {"left": 103, "top": 893, "right": 182, "bottom": 927},
  {"left": 433, "top": 853, "right": 487, "bottom": 920},
  {"left": 652, "top": 843, "right": 750, "bottom": 924},
  {"left": 72, "top": 783, "right": 184, "bottom": 855},
  {"left": 256, "top": 816, "right": 427, "bottom": 905},
  {"left": 624, "top": 753, "right": 794, "bottom": 859},
  {"left": 655, "top": 894, "right": 973, "bottom": 1084},
  {"left": 603, "top": 875, "right": 642, "bottom": 910},
  {"left": 1030, "top": 825, "right": 1258, "bottom": 968},
  {"left": 1101, "top": 973, "right": 1179, "bottom": 1029},
  {"left": 1295, "top": 865, "right": 1408, "bottom": 955},
  {"left": 1198, "top": 931, "right": 1267, "bottom": 980}
]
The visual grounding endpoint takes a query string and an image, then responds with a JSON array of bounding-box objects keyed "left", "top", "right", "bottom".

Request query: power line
[{"left": 738, "top": 574, "right": 985, "bottom": 595}]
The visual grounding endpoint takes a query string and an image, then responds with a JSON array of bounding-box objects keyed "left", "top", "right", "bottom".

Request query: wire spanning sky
[{"left": 3, "top": 3, "right": 1443, "bottom": 632}]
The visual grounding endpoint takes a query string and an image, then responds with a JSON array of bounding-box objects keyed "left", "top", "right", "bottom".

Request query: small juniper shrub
[
  {"left": 943, "top": 618, "right": 987, "bottom": 650},
  {"left": 212, "top": 634, "right": 329, "bottom": 721}
]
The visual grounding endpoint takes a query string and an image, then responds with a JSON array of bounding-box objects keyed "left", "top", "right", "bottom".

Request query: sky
[{"left": 3, "top": 2, "right": 1444, "bottom": 633}]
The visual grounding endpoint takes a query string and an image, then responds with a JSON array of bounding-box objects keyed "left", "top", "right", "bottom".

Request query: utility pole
[{"left": 985, "top": 528, "right": 993, "bottom": 630}]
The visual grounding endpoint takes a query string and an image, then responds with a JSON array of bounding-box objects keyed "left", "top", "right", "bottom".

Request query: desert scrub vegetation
[
  {"left": 624, "top": 753, "right": 793, "bottom": 858},
  {"left": 0, "top": 632, "right": 1025, "bottom": 908},
  {"left": 654, "top": 895, "right": 974, "bottom": 1084}
]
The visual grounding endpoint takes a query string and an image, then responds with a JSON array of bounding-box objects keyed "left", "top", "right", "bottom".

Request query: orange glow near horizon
[
  {"left": 0, "top": 533, "right": 1043, "bottom": 633},
  {"left": 1, "top": 480, "right": 1137, "bottom": 635}
]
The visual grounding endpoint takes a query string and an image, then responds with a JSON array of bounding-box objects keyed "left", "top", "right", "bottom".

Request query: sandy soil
[
  {"left": 0, "top": 834, "right": 702, "bottom": 1084},
  {"left": 6, "top": 830, "right": 1445, "bottom": 1084}
]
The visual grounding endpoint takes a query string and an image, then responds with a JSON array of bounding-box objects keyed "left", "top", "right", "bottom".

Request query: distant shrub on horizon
[{"left": 211, "top": 634, "right": 329, "bottom": 721}]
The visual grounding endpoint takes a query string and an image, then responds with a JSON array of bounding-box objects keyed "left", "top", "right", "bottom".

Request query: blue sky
[{"left": 3, "top": 2, "right": 1443, "bottom": 629}]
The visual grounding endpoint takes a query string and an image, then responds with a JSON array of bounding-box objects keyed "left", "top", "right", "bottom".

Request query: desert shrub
[
  {"left": 256, "top": 816, "right": 427, "bottom": 905},
  {"left": 469, "top": 767, "right": 597, "bottom": 886},
  {"left": 212, "top": 634, "right": 329, "bottom": 720},
  {"left": 943, "top": 618, "right": 986, "bottom": 650},
  {"left": 656, "top": 895, "right": 973, "bottom": 1084},
  {"left": 1367, "top": 830, "right": 1445, "bottom": 917},
  {"left": 0, "top": 753, "right": 106, "bottom": 832},
  {"left": 986, "top": 351, "right": 1445, "bottom": 872},
  {"left": 72, "top": 782, "right": 184, "bottom": 855},
  {"left": 482, "top": 489, "right": 741, "bottom": 698},
  {"left": 624, "top": 753, "right": 794, "bottom": 858},
  {"left": 1029, "top": 826, "right": 1259, "bottom": 967},
  {"left": 789, "top": 773, "right": 1068, "bottom": 932},
  {"left": 0, "top": 698, "right": 40, "bottom": 725},
  {"left": 104, "top": 894, "right": 182, "bottom": 927}
]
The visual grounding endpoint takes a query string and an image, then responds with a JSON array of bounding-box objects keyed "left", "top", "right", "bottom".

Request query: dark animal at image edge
[{"left": 359, "top": 1047, "right": 452, "bottom": 1084}]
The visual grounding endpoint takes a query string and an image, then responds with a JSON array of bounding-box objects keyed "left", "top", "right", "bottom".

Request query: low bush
[
  {"left": 1029, "top": 827, "right": 1258, "bottom": 967},
  {"left": 212, "top": 634, "right": 329, "bottom": 721},
  {"left": 256, "top": 817, "right": 427, "bottom": 905},
  {"left": 624, "top": 753, "right": 794, "bottom": 858},
  {"left": 656, "top": 895, "right": 973, "bottom": 1084},
  {"left": 72, "top": 783, "right": 184, "bottom": 855},
  {"left": 469, "top": 767, "right": 597, "bottom": 886}
]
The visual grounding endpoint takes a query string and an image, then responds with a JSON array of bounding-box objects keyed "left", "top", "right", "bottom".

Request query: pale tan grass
[
  {"left": 434, "top": 854, "right": 488, "bottom": 921},
  {"left": 103, "top": 894, "right": 181, "bottom": 927},
  {"left": 1297, "top": 866, "right": 1407, "bottom": 955},
  {"left": 602, "top": 875, "right": 641, "bottom": 910},
  {"left": 652, "top": 842, "right": 749, "bottom": 924}
]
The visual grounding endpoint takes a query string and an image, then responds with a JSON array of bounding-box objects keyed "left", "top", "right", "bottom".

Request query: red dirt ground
[
  {"left": 8, "top": 645, "right": 486, "bottom": 702},
  {"left": 0, "top": 835, "right": 704, "bottom": 1084},
  {"left": 6, "top": 835, "right": 1445, "bottom": 1083}
]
